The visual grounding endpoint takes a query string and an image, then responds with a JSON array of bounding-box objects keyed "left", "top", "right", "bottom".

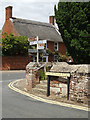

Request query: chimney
[
  {"left": 49, "top": 16, "right": 55, "bottom": 25},
  {"left": 5, "top": 6, "right": 12, "bottom": 20}
]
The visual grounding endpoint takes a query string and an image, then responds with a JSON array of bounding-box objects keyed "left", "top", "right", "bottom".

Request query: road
[{"left": 1, "top": 71, "right": 89, "bottom": 119}]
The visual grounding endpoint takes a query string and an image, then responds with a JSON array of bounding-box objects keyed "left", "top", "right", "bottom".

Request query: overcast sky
[{"left": 0, "top": 0, "right": 60, "bottom": 30}]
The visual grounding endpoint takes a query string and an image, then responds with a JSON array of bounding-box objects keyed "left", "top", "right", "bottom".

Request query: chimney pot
[
  {"left": 49, "top": 16, "right": 55, "bottom": 25},
  {"left": 5, "top": 6, "right": 12, "bottom": 20}
]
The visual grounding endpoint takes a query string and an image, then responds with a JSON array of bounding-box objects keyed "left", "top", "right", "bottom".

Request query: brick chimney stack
[
  {"left": 49, "top": 16, "right": 55, "bottom": 25},
  {"left": 5, "top": 6, "right": 12, "bottom": 20}
]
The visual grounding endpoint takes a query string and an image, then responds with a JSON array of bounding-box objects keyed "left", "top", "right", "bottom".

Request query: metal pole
[
  {"left": 44, "top": 64, "right": 46, "bottom": 80},
  {"left": 67, "top": 76, "right": 70, "bottom": 100},
  {"left": 47, "top": 75, "right": 50, "bottom": 97},
  {"left": 37, "top": 36, "right": 39, "bottom": 63}
]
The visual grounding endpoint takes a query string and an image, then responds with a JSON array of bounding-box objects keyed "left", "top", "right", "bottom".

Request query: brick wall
[
  {"left": 1, "top": 56, "right": 30, "bottom": 70},
  {"left": 70, "top": 72, "right": 89, "bottom": 104},
  {"left": 25, "top": 62, "right": 89, "bottom": 104},
  {"left": 58, "top": 42, "right": 66, "bottom": 55},
  {"left": 48, "top": 55, "right": 54, "bottom": 62},
  {"left": 26, "top": 62, "right": 41, "bottom": 91},
  {"left": 47, "top": 41, "right": 66, "bottom": 62},
  {"left": 47, "top": 72, "right": 89, "bottom": 104},
  {"left": 47, "top": 41, "right": 54, "bottom": 52},
  {"left": 47, "top": 41, "right": 66, "bottom": 55},
  {"left": 2, "top": 20, "right": 20, "bottom": 37},
  {"left": 48, "top": 63, "right": 89, "bottom": 103}
]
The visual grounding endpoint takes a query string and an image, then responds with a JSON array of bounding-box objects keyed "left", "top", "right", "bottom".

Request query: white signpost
[
  {"left": 37, "top": 36, "right": 39, "bottom": 63},
  {"left": 29, "top": 36, "right": 47, "bottom": 63}
]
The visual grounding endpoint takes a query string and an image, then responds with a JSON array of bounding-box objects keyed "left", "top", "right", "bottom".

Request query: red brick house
[{"left": 2, "top": 6, "right": 66, "bottom": 63}]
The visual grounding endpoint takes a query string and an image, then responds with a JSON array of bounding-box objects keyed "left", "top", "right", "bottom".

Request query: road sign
[
  {"left": 38, "top": 43, "right": 45, "bottom": 49},
  {"left": 28, "top": 49, "right": 37, "bottom": 53},
  {"left": 38, "top": 40, "right": 47, "bottom": 44},
  {"left": 28, "top": 37, "right": 36, "bottom": 42},
  {"left": 30, "top": 41, "right": 37, "bottom": 45},
  {"left": 39, "top": 49, "right": 46, "bottom": 53},
  {"left": 29, "top": 36, "right": 47, "bottom": 63},
  {"left": 30, "top": 40, "right": 47, "bottom": 45}
]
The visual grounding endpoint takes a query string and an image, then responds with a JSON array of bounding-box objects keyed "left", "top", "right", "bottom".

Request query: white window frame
[
  {"left": 54, "top": 42, "right": 58, "bottom": 51},
  {"left": 42, "top": 56, "right": 48, "bottom": 62},
  {"left": 54, "top": 55, "right": 58, "bottom": 62}
]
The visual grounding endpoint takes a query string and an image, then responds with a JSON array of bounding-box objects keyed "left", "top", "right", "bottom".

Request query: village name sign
[{"left": 28, "top": 36, "right": 47, "bottom": 63}]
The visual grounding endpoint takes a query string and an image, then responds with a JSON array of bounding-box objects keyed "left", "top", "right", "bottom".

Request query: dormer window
[{"left": 54, "top": 42, "right": 58, "bottom": 51}]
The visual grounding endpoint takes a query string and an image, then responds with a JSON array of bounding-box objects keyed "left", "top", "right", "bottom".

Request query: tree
[
  {"left": 2, "top": 33, "right": 29, "bottom": 56},
  {"left": 54, "top": 2, "right": 90, "bottom": 63}
]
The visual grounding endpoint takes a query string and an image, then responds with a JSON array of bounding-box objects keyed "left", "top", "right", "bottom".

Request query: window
[
  {"left": 54, "top": 55, "right": 58, "bottom": 62},
  {"left": 42, "top": 56, "right": 48, "bottom": 62},
  {"left": 31, "top": 55, "right": 35, "bottom": 62},
  {"left": 54, "top": 42, "right": 58, "bottom": 51},
  {"left": 44, "top": 43, "right": 47, "bottom": 49}
]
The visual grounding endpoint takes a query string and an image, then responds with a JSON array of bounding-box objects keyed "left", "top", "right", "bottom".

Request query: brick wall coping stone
[{"left": 50, "top": 62, "right": 90, "bottom": 73}]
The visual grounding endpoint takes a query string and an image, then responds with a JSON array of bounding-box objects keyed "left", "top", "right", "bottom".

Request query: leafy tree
[
  {"left": 54, "top": 2, "right": 90, "bottom": 63},
  {"left": 2, "top": 33, "right": 29, "bottom": 56}
]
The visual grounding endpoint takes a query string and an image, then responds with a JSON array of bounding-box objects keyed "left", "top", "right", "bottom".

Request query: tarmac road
[{"left": 1, "top": 71, "right": 89, "bottom": 119}]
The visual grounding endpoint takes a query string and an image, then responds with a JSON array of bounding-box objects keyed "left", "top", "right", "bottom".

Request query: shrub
[{"left": 2, "top": 33, "right": 29, "bottom": 56}]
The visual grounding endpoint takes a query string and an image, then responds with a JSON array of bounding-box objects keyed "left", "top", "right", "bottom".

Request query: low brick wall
[
  {"left": 26, "top": 63, "right": 40, "bottom": 91},
  {"left": 50, "top": 63, "right": 90, "bottom": 103},
  {"left": 70, "top": 72, "right": 89, "bottom": 104},
  {"left": 1, "top": 56, "right": 30, "bottom": 70},
  {"left": 49, "top": 73, "right": 89, "bottom": 103},
  {"left": 25, "top": 62, "right": 89, "bottom": 104}
]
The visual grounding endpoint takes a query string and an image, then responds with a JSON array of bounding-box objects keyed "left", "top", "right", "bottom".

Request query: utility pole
[{"left": 37, "top": 36, "right": 39, "bottom": 63}]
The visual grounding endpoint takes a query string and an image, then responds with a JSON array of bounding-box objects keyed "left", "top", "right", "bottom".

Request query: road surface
[{"left": 1, "top": 71, "right": 89, "bottom": 119}]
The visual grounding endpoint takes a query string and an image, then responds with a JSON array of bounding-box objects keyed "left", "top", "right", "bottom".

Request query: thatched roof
[{"left": 12, "top": 17, "right": 63, "bottom": 42}]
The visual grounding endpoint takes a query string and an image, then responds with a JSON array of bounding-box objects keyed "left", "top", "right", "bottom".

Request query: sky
[{"left": 0, "top": 0, "right": 59, "bottom": 30}]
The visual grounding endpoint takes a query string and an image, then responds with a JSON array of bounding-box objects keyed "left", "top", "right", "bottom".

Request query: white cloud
[
  {"left": 0, "top": 0, "right": 59, "bottom": 30},
  {"left": 1, "top": 0, "right": 58, "bottom": 3}
]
